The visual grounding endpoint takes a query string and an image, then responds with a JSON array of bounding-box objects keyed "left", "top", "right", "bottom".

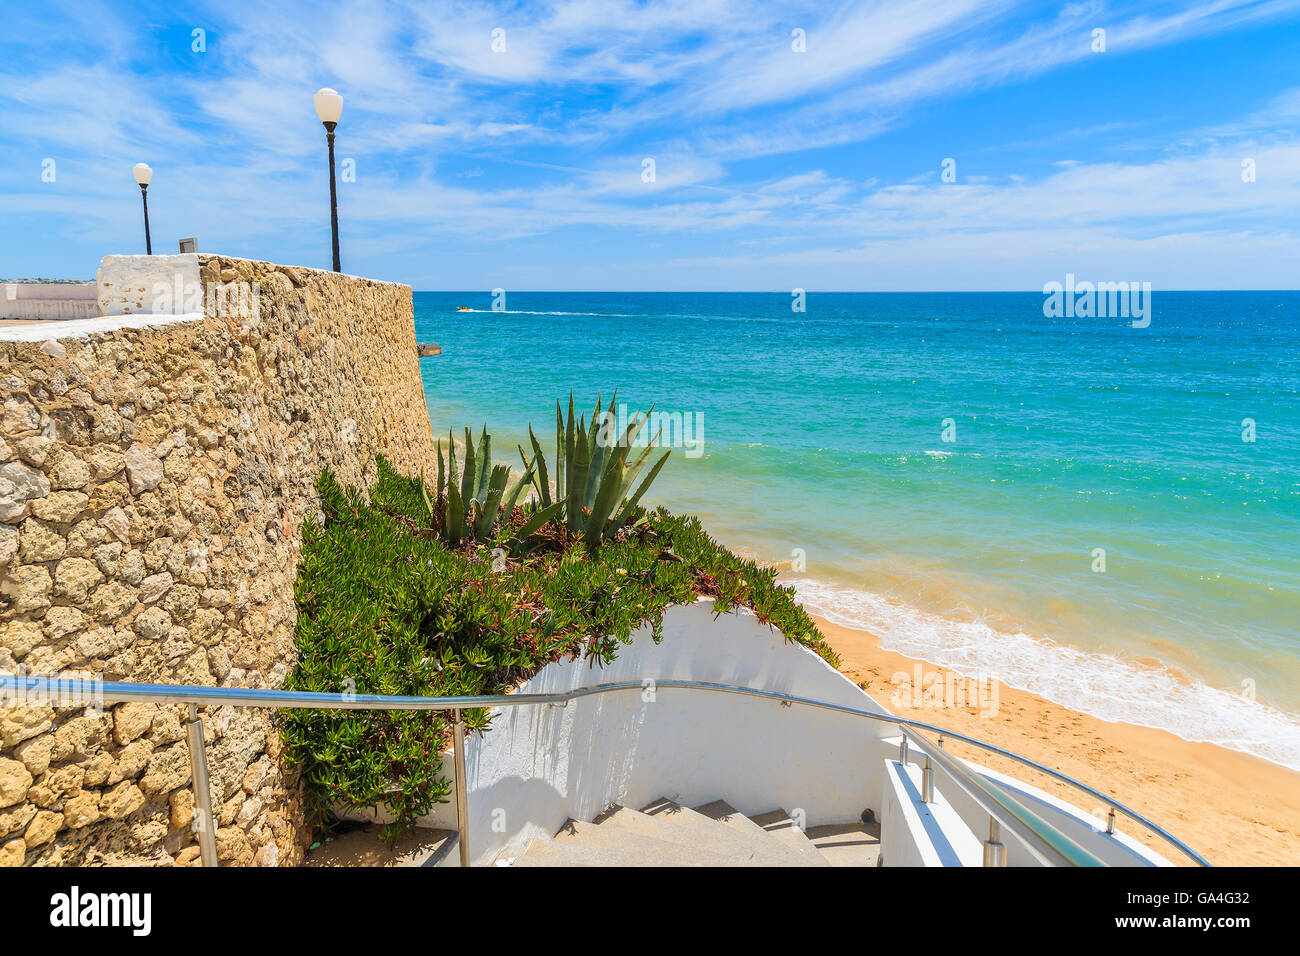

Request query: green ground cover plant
[{"left": 282, "top": 417, "right": 836, "bottom": 841}]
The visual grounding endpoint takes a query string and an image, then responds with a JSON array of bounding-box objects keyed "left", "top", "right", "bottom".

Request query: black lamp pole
[
  {"left": 313, "top": 88, "right": 344, "bottom": 272},
  {"left": 324, "top": 121, "right": 340, "bottom": 272},
  {"left": 139, "top": 183, "right": 152, "bottom": 255}
]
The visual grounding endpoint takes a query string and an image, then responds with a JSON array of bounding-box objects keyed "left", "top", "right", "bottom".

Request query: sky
[{"left": 1, "top": 0, "right": 1299, "bottom": 290}]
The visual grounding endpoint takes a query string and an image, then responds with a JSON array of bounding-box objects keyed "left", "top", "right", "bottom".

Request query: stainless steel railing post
[
  {"left": 899, "top": 734, "right": 909, "bottom": 766},
  {"left": 1106, "top": 807, "right": 1117, "bottom": 835},
  {"left": 983, "top": 816, "right": 1006, "bottom": 867},
  {"left": 452, "top": 711, "right": 470, "bottom": 867},
  {"left": 185, "top": 703, "right": 218, "bottom": 867},
  {"left": 922, "top": 755, "right": 934, "bottom": 804}
]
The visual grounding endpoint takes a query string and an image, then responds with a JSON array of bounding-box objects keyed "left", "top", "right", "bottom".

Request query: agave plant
[
  {"left": 520, "top": 393, "right": 670, "bottom": 548},
  {"left": 430, "top": 426, "right": 548, "bottom": 546}
]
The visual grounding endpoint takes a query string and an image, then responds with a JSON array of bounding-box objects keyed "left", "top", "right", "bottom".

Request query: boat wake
[{"left": 454, "top": 308, "right": 637, "bottom": 317}]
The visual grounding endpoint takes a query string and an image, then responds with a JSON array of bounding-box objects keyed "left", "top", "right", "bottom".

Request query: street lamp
[
  {"left": 133, "top": 163, "right": 153, "bottom": 255},
  {"left": 313, "top": 87, "right": 343, "bottom": 272}
]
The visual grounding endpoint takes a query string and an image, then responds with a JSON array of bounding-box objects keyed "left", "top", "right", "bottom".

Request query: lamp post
[
  {"left": 313, "top": 87, "right": 343, "bottom": 272},
  {"left": 133, "top": 163, "right": 153, "bottom": 254}
]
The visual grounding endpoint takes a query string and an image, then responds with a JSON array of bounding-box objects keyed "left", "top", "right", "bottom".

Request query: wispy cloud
[{"left": 1, "top": 0, "right": 1298, "bottom": 286}]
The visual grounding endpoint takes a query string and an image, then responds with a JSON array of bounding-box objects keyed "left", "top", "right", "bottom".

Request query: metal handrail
[
  {"left": 0, "top": 673, "right": 1210, "bottom": 868},
  {"left": 896, "top": 724, "right": 1102, "bottom": 867}
]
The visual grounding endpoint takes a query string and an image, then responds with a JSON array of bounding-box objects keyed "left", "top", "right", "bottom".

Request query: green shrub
[{"left": 281, "top": 455, "right": 836, "bottom": 842}]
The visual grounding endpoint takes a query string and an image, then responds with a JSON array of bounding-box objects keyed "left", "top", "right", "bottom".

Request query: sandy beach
[{"left": 810, "top": 613, "right": 1300, "bottom": 867}]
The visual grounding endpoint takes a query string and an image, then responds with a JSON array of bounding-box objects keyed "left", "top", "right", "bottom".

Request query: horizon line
[{"left": 413, "top": 288, "right": 1300, "bottom": 294}]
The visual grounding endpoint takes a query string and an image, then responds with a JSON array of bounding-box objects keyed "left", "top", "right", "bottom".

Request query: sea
[{"left": 413, "top": 290, "right": 1300, "bottom": 770}]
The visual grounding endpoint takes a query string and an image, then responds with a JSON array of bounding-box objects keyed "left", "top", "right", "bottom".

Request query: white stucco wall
[
  {"left": 4, "top": 282, "right": 95, "bottom": 300},
  {"left": 340, "top": 598, "right": 1185, "bottom": 867},
  {"left": 879, "top": 759, "right": 983, "bottom": 867},
  {"left": 1, "top": 282, "right": 98, "bottom": 320},
  {"left": 96, "top": 253, "right": 201, "bottom": 315},
  {"left": 0, "top": 313, "right": 202, "bottom": 342},
  {"left": 418, "top": 600, "right": 897, "bottom": 865},
  {"left": 888, "top": 740, "right": 1171, "bottom": 866}
]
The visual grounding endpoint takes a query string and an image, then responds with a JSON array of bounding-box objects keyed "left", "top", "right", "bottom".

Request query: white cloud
[{"left": 2, "top": 0, "right": 1300, "bottom": 286}]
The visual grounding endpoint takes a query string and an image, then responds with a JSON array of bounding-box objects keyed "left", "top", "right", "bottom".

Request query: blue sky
[{"left": 2, "top": 0, "right": 1299, "bottom": 290}]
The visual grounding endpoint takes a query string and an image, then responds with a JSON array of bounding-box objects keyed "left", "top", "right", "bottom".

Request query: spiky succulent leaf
[
  {"left": 475, "top": 426, "right": 491, "bottom": 503},
  {"left": 474, "top": 464, "right": 510, "bottom": 538},
  {"left": 555, "top": 401, "right": 565, "bottom": 506},
  {"left": 612, "top": 450, "right": 670, "bottom": 528},
  {"left": 518, "top": 445, "right": 542, "bottom": 503},
  {"left": 586, "top": 408, "right": 611, "bottom": 508},
  {"left": 564, "top": 394, "right": 576, "bottom": 501},
  {"left": 586, "top": 395, "right": 601, "bottom": 470},
  {"left": 435, "top": 441, "right": 445, "bottom": 500},
  {"left": 584, "top": 450, "right": 627, "bottom": 547},
  {"left": 503, "top": 462, "right": 534, "bottom": 517},
  {"left": 460, "top": 427, "right": 476, "bottom": 505},
  {"left": 511, "top": 500, "right": 564, "bottom": 547},
  {"left": 568, "top": 421, "right": 590, "bottom": 532},
  {"left": 528, "top": 425, "right": 551, "bottom": 508},
  {"left": 615, "top": 407, "right": 649, "bottom": 451},
  {"left": 446, "top": 483, "right": 465, "bottom": 545},
  {"left": 447, "top": 430, "right": 458, "bottom": 501}
]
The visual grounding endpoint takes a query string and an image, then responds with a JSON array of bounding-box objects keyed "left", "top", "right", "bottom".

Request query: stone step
[
  {"left": 641, "top": 797, "right": 819, "bottom": 866},
  {"left": 512, "top": 797, "right": 868, "bottom": 867},
  {"left": 748, "top": 810, "right": 835, "bottom": 866},
  {"left": 805, "top": 821, "right": 883, "bottom": 867},
  {"left": 691, "top": 799, "right": 830, "bottom": 867},
  {"left": 551, "top": 818, "right": 738, "bottom": 866},
  {"left": 511, "top": 838, "right": 647, "bottom": 867},
  {"left": 596, "top": 804, "right": 786, "bottom": 865}
]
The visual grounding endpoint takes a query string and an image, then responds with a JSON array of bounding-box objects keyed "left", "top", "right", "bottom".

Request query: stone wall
[
  {"left": 2, "top": 282, "right": 98, "bottom": 321},
  {"left": 0, "top": 255, "right": 436, "bottom": 866}
]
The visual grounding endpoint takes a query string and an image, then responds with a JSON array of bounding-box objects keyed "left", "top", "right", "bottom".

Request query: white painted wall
[
  {"left": 880, "top": 760, "right": 982, "bottom": 867},
  {"left": 96, "top": 253, "right": 201, "bottom": 316},
  {"left": 0, "top": 313, "right": 202, "bottom": 343},
  {"left": 887, "top": 739, "right": 1171, "bottom": 866},
  {"left": 3, "top": 282, "right": 95, "bottom": 300},
  {"left": 1, "top": 282, "right": 97, "bottom": 320},
  {"left": 340, "top": 598, "right": 1183, "bottom": 867},
  {"left": 415, "top": 600, "right": 896, "bottom": 865},
  {"left": 0, "top": 256, "right": 205, "bottom": 340}
]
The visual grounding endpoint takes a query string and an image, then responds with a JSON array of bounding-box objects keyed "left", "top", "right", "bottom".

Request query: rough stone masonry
[{"left": 0, "top": 255, "right": 436, "bottom": 865}]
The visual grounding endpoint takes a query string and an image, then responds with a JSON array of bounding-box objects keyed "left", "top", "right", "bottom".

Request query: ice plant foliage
[{"left": 282, "top": 449, "right": 834, "bottom": 842}]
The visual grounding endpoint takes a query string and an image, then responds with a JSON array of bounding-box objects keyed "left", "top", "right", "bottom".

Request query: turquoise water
[{"left": 414, "top": 291, "right": 1300, "bottom": 768}]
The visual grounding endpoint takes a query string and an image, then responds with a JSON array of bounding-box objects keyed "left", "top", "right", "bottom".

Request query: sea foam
[{"left": 793, "top": 578, "right": 1300, "bottom": 771}]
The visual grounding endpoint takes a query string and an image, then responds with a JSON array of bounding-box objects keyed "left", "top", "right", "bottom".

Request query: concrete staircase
[{"left": 505, "top": 798, "right": 879, "bottom": 867}]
